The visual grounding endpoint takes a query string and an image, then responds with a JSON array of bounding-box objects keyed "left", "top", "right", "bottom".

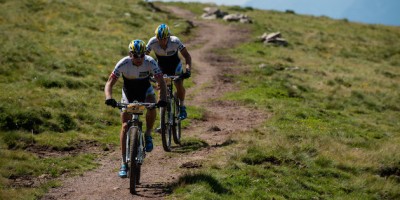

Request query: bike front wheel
[
  {"left": 160, "top": 106, "right": 172, "bottom": 152},
  {"left": 128, "top": 127, "right": 141, "bottom": 194},
  {"left": 172, "top": 97, "right": 181, "bottom": 145}
]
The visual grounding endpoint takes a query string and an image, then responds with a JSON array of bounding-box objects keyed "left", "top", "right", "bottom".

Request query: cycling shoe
[
  {"left": 179, "top": 106, "right": 187, "bottom": 120},
  {"left": 145, "top": 136, "right": 153, "bottom": 152},
  {"left": 118, "top": 163, "right": 127, "bottom": 178}
]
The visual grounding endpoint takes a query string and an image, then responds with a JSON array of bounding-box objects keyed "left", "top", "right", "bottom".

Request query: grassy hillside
[
  {"left": 162, "top": 2, "right": 400, "bottom": 200},
  {"left": 1, "top": 0, "right": 399, "bottom": 199},
  {"left": 0, "top": 0, "right": 192, "bottom": 199}
]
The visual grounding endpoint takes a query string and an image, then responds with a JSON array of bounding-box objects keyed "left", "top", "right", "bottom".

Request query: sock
[
  {"left": 180, "top": 100, "right": 185, "bottom": 107},
  {"left": 145, "top": 130, "right": 152, "bottom": 137},
  {"left": 122, "top": 155, "right": 126, "bottom": 165}
]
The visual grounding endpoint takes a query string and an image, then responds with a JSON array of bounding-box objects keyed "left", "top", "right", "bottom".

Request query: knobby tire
[
  {"left": 129, "top": 127, "right": 140, "bottom": 194},
  {"left": 160, "top": 106, "right": 172, "bottom": 152},
  {"left": 172, "top": 97, "right": 181, "bottom": 145}
]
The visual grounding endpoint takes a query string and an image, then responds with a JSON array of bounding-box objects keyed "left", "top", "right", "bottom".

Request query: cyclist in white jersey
[
  {"left": 104, "top": 39, "right": 167, "bottom": 178},
  {"left": 146, "top": 24, "right": 192, "bottom": 120}
]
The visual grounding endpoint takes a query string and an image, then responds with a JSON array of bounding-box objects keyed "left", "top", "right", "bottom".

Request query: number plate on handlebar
[
  {"left": 164, "top": 77, "right": 172, "bottom": 86},
  {"left": 125, "top": 104, "right": 146, "bottom": 114}
]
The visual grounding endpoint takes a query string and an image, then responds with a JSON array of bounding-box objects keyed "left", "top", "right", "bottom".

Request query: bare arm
[
  {"left": 180, "top": 48, "right": 192, "bottom": 72},
  {"left": 155, "top": 75, "right": 167, "bottom": 102},
  {"left": 104, "top": 76, "right": 118, "bottom": 100}
]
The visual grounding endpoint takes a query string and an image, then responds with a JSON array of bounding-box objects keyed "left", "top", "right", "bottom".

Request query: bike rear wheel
[
  {"left": 160, "top": 106, "right": 172, "bottom": 152},
  {"left": 128, "top": 127, "right": 140, "bottom": 194},
  {"left": 172, "top": 97, "right": 181, "bottom": 145}
]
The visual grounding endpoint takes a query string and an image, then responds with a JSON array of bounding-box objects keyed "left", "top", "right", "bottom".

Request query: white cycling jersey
[
  {"left": 110, "top": 55, "right": 162, "bottom": 102},
  {"left": 146, "top": 36, "right": 186, "bottom": 74},
  {"left": 111, "top": 55, "right": 162, "bottom": 80},
  {"left": 146, "top": 36, "right": 185, "bottom": 56}
]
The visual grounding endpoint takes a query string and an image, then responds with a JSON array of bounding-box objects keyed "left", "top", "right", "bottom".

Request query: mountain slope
[{"left": 1, "top": 0, "right": 399, "bottom": 199}]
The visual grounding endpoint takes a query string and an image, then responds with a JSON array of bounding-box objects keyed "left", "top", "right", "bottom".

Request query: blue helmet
[
  {"left": 128, "top": 39, "right": 146, "bottom": 54},
  {"left": 155, "top": 24, "right": 170, "bottom": 40}
]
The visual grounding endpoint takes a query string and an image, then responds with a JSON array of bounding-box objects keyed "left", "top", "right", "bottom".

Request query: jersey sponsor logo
[
  {"left": 139, "top": 71, "right": 150, "bottom": 78},
  {"left": 167, "top": 50, "right": 176, "bottom": 56}
]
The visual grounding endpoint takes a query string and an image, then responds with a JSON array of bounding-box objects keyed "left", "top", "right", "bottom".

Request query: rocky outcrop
[
  {"left": 259, "top": 32, "right": 288, "bottom": 46},
  {"left": 201, "top": 7, "right": 252, "bottom": 23},
  {"left": 223, "top": 13, "right": 252, "bottom": 23},
  {"left": 201, "top": 7, "right": 227, "bottom": 19}
]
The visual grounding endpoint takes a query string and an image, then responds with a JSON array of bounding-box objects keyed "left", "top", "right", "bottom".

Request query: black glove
[
  {"left": 157, "top": 100, "right": 167, "bottom": 107},
  {"left": 180, "top": 71, "right": 191, "bottom": 79},
  {"left": 105, "top": 98, "right": 117, "bottom": 108}
]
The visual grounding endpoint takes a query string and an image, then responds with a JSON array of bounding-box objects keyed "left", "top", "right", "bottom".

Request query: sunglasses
[{"left": 130, "top": 52, "right": 145, "bottom": 59}]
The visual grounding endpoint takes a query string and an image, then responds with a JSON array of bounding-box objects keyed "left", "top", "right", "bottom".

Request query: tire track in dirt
[{"left": 42, "top": 6, "right": 267, "bottom": 200}]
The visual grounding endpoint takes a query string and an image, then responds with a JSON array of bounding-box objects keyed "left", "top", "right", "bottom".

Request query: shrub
[
  {"left": 3, "top": 132, "right": 35, "bottom": 149},
  {"left": 0, "top": 110, "right": 43, "bottom": 132},
  {"left": 58, "top": 113, "right": 77, "bottom": 132}
]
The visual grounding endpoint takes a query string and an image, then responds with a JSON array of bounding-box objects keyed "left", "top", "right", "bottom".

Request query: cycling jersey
[
  {"left": 111, "top": 55, "right": 162, "bottom": 102},
  {"left": 146, "top": 36, "right": 185, "bottom": 75}
]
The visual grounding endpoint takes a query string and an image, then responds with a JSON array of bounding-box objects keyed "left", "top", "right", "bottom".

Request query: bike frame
[
  {"left": 160, "top": 75, "right": 182, "bottom": 152},
  {"left": 166, "top": 76, "right": 182, "bottom": 145},
  {"left": 116, "top": 102, "right": 156, "bottom": 195}
]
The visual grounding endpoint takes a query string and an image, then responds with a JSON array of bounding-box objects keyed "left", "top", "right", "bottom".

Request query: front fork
[
  {"left": 136, "top": 121, "right": 145, "bottom": 165},
  {"left": 167, "top": 84, "right": 176, "bottom": 124}
]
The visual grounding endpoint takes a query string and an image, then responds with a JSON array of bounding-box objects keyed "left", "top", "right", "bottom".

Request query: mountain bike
[
  {"left": 115, "top": 101, "right": 157, "bottom": 195},
  {"left": 160, "top": 75, "right": 184, "bottom": 152}
]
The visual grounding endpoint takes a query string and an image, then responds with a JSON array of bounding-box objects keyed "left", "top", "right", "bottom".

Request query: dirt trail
[{"left": 43, "top": 6, "right": 266, "bottom": 200}]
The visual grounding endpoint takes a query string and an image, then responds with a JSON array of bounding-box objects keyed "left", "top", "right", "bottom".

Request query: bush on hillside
[{"left": 0, "top": 108, "right": 77, "bottom": 133}]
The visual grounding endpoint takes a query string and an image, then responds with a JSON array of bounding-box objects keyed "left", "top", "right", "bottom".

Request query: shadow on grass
[
  {"left": 171, "top": 138, "right": 235, "bottom": 153},
  {"left": 136, "top": 182, "right": 173, "bottom": 198},
  {"left": 211, "top": 138, "right": 237, "bottom": 148},
  {"left": 172, "top": 138, "right": 209, "bottom": 153},
  {"left": 379, "top": 162, "right": 400, "bottom": 179},
  {"left": 171, "top": 173, "right": 230, "bottom": 194}
]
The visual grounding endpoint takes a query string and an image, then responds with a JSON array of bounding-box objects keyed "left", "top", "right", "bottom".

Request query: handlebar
[
  {"left": 116, "top": 102, "right": 158, "bottom": 110},
  {"left": 149, "top": 74, "right": 189, "bottom": 83},
  {"left": 163, "top": 75, "right": 181, "bottom": 81}
]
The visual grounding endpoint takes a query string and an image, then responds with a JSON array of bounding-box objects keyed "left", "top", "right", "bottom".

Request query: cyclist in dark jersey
[
  {"left": 105, "top": 39, "right": 167, "bottom": 178},
  {"left": 146, "top": 24, "right": 192, "bottom": 120}
]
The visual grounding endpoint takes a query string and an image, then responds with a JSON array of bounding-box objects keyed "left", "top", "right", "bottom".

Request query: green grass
[
  {"left": 0, "top": 180, "right": 61, "bottom": 200},
  {"left": 165, "top": 2, "right": 400, "bottom": 200},
  {"left": 1, "top": 0, "right": 400, "bottom": 199},
  {"left": 0, "top": 0, "right": 195, "bottom": 198}
]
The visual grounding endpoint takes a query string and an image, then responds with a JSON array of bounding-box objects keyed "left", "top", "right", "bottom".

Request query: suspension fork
[
  {"left": 125, "top": 116, "right": 139, "bottom": 163},
  {"left": 168, "top": 83, "right": 175, "bottom": 122},
  {"left": 169, "top": 82, "right": 177, "bottom": 108},
  {"left": 136, "top": 119, "right": 145, "bottom": 164}
]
